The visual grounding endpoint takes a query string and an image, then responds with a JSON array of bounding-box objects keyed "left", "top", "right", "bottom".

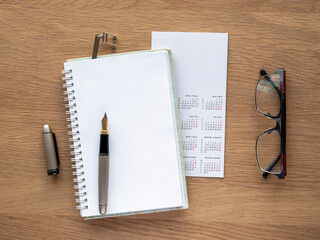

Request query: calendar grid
[{"left": 178, "top": 94, "right": 225, "bottom": 177}]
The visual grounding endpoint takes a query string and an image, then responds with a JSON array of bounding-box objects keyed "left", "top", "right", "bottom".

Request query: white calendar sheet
[{"left": 152, "top": 32, "right": 228, "bottom": 177}]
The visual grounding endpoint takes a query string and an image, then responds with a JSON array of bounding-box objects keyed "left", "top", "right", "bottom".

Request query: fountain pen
[{"left": 99, "top": 113, "right": 109, "bottom": 215}]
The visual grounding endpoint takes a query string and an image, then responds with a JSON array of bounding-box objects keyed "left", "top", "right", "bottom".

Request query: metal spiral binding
[
  {"left": 65, "top": 103, "right": 76, "bottom": 108},
  {"left": 66, "top": 117, "right": 78, "bottom": 122},
  {"left": 62, "top": 68, "right": 88, "bottom": 211}
]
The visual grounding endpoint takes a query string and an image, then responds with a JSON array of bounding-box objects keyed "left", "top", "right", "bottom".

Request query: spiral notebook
[{"left": 62, "top": 49, "right": 188, "bottom": 219}]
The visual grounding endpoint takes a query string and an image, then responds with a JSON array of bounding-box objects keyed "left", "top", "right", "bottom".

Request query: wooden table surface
[{"left": 1, "top": 1, "right": 319, "bottom": 239}]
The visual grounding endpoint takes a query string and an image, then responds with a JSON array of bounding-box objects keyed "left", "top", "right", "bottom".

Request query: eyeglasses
[{"left": 255, "top": 68, "right": 286, "bottom": 179}]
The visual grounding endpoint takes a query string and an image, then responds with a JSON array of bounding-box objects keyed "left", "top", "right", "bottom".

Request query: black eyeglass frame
[{"left": 255, "top": 68, "right": 286, "bottom": 179}]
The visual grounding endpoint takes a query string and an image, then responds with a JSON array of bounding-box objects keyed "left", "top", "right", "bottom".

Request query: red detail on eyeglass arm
[
  {"left": 283, "top": 70, "right": 286, "bottom": 93},
  {"left": 281, "top": 154, "right": 287, "bottom": 176}
]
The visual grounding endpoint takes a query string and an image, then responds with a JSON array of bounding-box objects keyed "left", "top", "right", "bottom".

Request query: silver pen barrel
[{"left": 99, "top": 154, "right": 109, "bottom": 215}]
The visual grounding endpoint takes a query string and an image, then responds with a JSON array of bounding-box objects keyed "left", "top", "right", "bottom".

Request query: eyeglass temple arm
[{"left": 282, "top": 72, "right": 286, "bottom": 176}]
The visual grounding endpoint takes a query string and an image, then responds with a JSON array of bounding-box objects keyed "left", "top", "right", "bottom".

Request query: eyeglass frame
[{"left": 255, "top": 68, "right": 286, "bottom": 179}]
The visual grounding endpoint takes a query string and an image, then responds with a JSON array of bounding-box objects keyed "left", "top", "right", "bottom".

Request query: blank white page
[{"left": 64, "top": 49, "right": 186, "bottom": 218}]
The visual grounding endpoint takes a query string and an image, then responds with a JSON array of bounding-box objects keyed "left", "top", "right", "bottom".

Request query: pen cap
[{"left": 43, "top": 124, "right": 60, "bottom": 175}]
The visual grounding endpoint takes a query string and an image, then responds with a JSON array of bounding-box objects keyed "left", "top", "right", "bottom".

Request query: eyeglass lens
[
  {"left": 256, "top": 130, "right": 282, "bottom": 174},
  {"left": 256, "top": 73, "right": 281, "bottom": 117}
]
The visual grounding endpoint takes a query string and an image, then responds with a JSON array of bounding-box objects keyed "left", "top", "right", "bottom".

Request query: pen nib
[{"left": 101, "top": 113, "right": 108, "bottom": 134}]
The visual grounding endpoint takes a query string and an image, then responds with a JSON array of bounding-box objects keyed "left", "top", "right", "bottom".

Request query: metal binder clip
[{"left": 92, "top": 32, "right": 117, "bottom": 59}]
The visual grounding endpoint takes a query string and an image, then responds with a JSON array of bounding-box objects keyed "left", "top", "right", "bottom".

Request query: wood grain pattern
[{"left": 0, "top": 0, "right": 319, "bottom": 239}]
